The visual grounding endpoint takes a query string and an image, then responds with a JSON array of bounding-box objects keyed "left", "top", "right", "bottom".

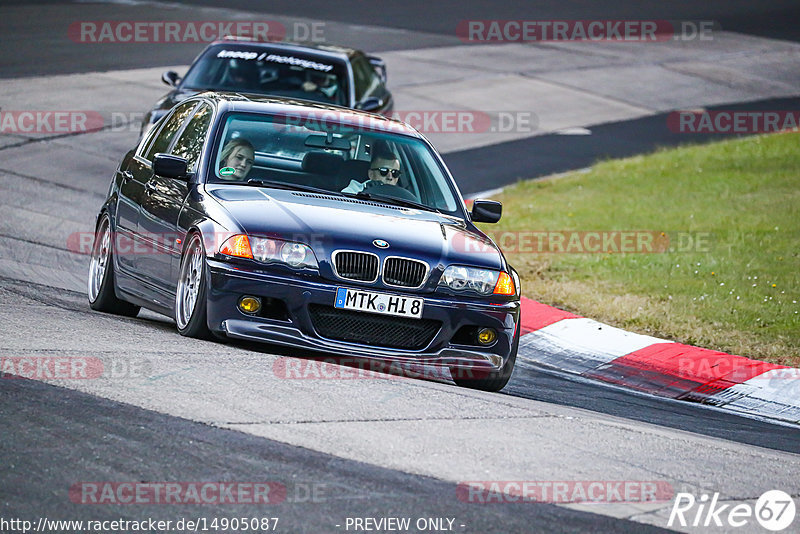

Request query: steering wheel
[{"left": 364, "top": 182, "right": 418, "bottom": 202}]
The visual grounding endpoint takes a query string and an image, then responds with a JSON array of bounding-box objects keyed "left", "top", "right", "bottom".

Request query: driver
[
  {"left": 219, "top": 138, "right": 255, "bottom": 181},
  {"left": 222, "top": 59, "right": 260, "bottom": 90},
  {"left": 341, "top": 145, "right": 401, "bottom": 194}
]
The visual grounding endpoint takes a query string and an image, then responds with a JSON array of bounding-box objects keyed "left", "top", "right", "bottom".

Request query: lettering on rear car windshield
[
  {"left": 262, "top": 54, "right": 333, "bottom": 72},
  {"left": 216, "top": 49, "right": 259, "bottom": 60},
  {"left": 215, "top": 50, "right": 334, "bottom": 72}
]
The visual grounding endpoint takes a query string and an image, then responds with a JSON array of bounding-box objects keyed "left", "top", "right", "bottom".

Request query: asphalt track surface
[
  {"left": 3, "top": 0, "right": 800, "bottom": 79},
  {"left": 6, "top": 278, "right": 800, "bottom": 455},
  {"left": 2, "top": 1, "right": 800, "bottom": 532},
  {"left": 179, "top": 0, "right": 800, "bottom": 43},
  {"left": 450, "top": 96, "right": 800, "bottom": 194},
  {"left": 2, "top": 378, "right": 671, "bottom": 534}
]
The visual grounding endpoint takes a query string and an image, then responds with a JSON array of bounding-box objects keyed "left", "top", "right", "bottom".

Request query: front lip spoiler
[
  {"left": 219, "top": 318, "right": 505, "bottom": 371},
  {"left": 207, "top": 257, "right": 518, "bottom": 371}
]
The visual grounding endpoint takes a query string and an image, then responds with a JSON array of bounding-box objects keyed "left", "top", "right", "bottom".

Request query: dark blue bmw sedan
[{"left": 89, "top": 93, "right": 521, "bottom": 391}]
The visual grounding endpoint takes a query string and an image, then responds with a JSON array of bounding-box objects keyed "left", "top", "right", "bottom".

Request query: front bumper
[{"left": 206, "top": 259, "right": 520, "bottom": 371}]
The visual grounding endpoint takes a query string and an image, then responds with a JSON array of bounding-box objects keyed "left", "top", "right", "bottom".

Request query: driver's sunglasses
[{"left": 371, "top": 167, "right": 402, "bottom": 179}]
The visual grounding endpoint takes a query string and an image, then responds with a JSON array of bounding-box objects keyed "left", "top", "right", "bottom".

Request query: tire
[
  {"left": 451, "top": 320, "right": 520, "bottom": 392},
  {"left": 88, "top": 214, "right": 140, "bottom": 317},
  {"left": 175, "top": 232, "right": 213, "bottom": 339}
]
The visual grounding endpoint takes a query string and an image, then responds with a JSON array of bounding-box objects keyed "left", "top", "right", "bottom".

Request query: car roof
[
  {"left": 194, "top": 91, "right": 422, "bottom": 138},
  {"left": 209, "top": 37, "right": 360, "bottom": 62}
]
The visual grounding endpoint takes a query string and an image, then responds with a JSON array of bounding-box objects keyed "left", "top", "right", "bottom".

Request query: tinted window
[
  {"left": 211, "top": 112, "right": 459, "bottom": 214},
  {"left": 352, "top": 55, "right": 380, "bottom": 102},
  {"left": 145, "top": 101, "right": 197, "bottom": 161},
  {"left": 138, "top": 116, "right": 166, "bottom": 156},
  {"left": 170, "top": 104, "right": 212, "bottom": 172},
  {"left": 180, "top": 46, "right": 348, "bottom": 106}
]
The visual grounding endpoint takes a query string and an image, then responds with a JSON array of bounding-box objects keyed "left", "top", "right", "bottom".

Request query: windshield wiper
[
  {"left": 245, "top": 179, "right": 344, "bottom": 196},
  {"left": 349, "top": 191, "right": 442, "bottom": 214}
]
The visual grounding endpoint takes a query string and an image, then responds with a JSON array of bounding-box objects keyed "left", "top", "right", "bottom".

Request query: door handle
[
  {"left": 121, "top": 171, "right": 133, "bottom": 183},
  {"left": 145, "top": 181, "right": 157, "bottom": 195}
]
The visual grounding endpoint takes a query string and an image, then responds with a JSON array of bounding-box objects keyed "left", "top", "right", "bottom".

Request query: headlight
[
  {"left": 219, "top": 234, "right": 318, "bottom": 269},
  {"left": 439, "top": 265, "right": 510, "bottom": 295},
  {"left": 443, "top": 266, "right": 472, "bottom": 290},
  {"left": 278, "top": 242, "right": 314, "bottom": 268},
  {"left": 252, "top": 237, "right": 318, "bottom": 268}
]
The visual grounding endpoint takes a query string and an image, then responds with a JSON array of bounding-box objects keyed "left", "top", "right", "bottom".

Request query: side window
[
  {"left": 144, "top": 101, "right": 197, "bottom": 161},
  {"left": 352, "top": 56, "right": 380, "bottom": 102},
  {"left": 137, "top": 118, "right": 164, "bottom": 156},
  {"left": 170, "top": 104, "right": 212, "bottom": 172}
]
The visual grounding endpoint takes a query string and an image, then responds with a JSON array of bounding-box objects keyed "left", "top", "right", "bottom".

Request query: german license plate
[{"left": 334, "top": 287, "right": 423, "bottom": 319}]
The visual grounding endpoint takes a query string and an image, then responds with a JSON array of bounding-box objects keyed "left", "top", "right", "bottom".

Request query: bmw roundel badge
[{"left": 373, "top": 239, "right": 389, "bottom": 249}]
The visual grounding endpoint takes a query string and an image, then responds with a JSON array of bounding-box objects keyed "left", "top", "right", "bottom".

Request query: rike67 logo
[{"left": 669, "top": 490, "right": 796, "bottom": 531}]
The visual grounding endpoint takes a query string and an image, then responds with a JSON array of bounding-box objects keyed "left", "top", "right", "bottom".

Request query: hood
[{"left": 206, "top": 185, "right": 505, "bottom": 275}]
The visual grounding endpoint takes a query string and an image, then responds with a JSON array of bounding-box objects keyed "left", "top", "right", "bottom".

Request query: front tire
[
  {"left": 175, "top": 232, "right": 213, "bottom": 339},
  {"left": 451, "top": 320, "right": 519, "bottom": 392},
  {"left": 88, "top": 214, "right": 140, "bottom": 317}
]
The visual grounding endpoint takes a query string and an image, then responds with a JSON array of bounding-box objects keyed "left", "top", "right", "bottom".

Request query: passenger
[
  {"left": 301, "top": 72, "right": 339, "bottom": 101},
  {"left": 341, "top": 144, "right": 402, "bottom": 194},
  {"left": 218, "top": 138, "right": 255, "bottom": 181}
]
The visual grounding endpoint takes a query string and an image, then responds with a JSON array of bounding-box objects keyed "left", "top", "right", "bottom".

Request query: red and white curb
[{"left": 517, "top": 297, "right": 800, "bottom": 425}]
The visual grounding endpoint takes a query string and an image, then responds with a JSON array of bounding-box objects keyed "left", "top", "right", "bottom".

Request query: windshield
[
  {"left": 209, "top": 111, "right": 461, "bottom": 214},
  {"left": 181, "top": 46, "right": 348, "bottom": 107}
]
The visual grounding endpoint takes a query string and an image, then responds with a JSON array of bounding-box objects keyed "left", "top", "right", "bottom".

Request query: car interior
[{"left": 211, "top": 114, "right": 458, "bottom": 213}]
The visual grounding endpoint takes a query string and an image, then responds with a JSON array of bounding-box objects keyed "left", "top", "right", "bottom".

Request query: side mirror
[
  {"left": 357, "top": 97, "right": 383, "bottom": 112},
  {"left": 153, "top": 154, "right": 188, "bottom": 180},
  {"left": 471, "top": 199, "right": 502, "bottom": 223},
  {"left": 161, "top": 70, "right": 180, "bottom": 87},
  {"left": 368, "top": 56, "right": 387, "bottom": 83}
]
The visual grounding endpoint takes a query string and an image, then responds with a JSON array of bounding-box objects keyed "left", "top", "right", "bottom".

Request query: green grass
[{"left": 480, "top": 132, "right": 800, "bottom": 366}]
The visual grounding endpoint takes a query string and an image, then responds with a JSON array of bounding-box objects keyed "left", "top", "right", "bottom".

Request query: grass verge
[{"left": 479, "top": 132, "right": 799, "bottom": 367}]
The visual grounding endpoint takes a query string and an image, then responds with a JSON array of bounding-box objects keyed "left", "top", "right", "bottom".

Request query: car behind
[{"left": 143, "top": 37, "right": 392, "bottom": 135}]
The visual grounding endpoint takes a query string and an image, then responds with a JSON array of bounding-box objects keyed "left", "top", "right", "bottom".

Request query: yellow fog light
[
  {"left": 477, "top": 328, "right": 497, "bottom": 345},
  {"left": 238, "top": 296, "right": 261, "bottom": 314}
]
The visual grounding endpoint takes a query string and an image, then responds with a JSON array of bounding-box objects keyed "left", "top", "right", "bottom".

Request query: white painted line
[
  {"left": 464, "top": 186, "right": 505, "bottom": 201},
  {"left": 555, "top": 127, "right": 592, "bottom": 135}
]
